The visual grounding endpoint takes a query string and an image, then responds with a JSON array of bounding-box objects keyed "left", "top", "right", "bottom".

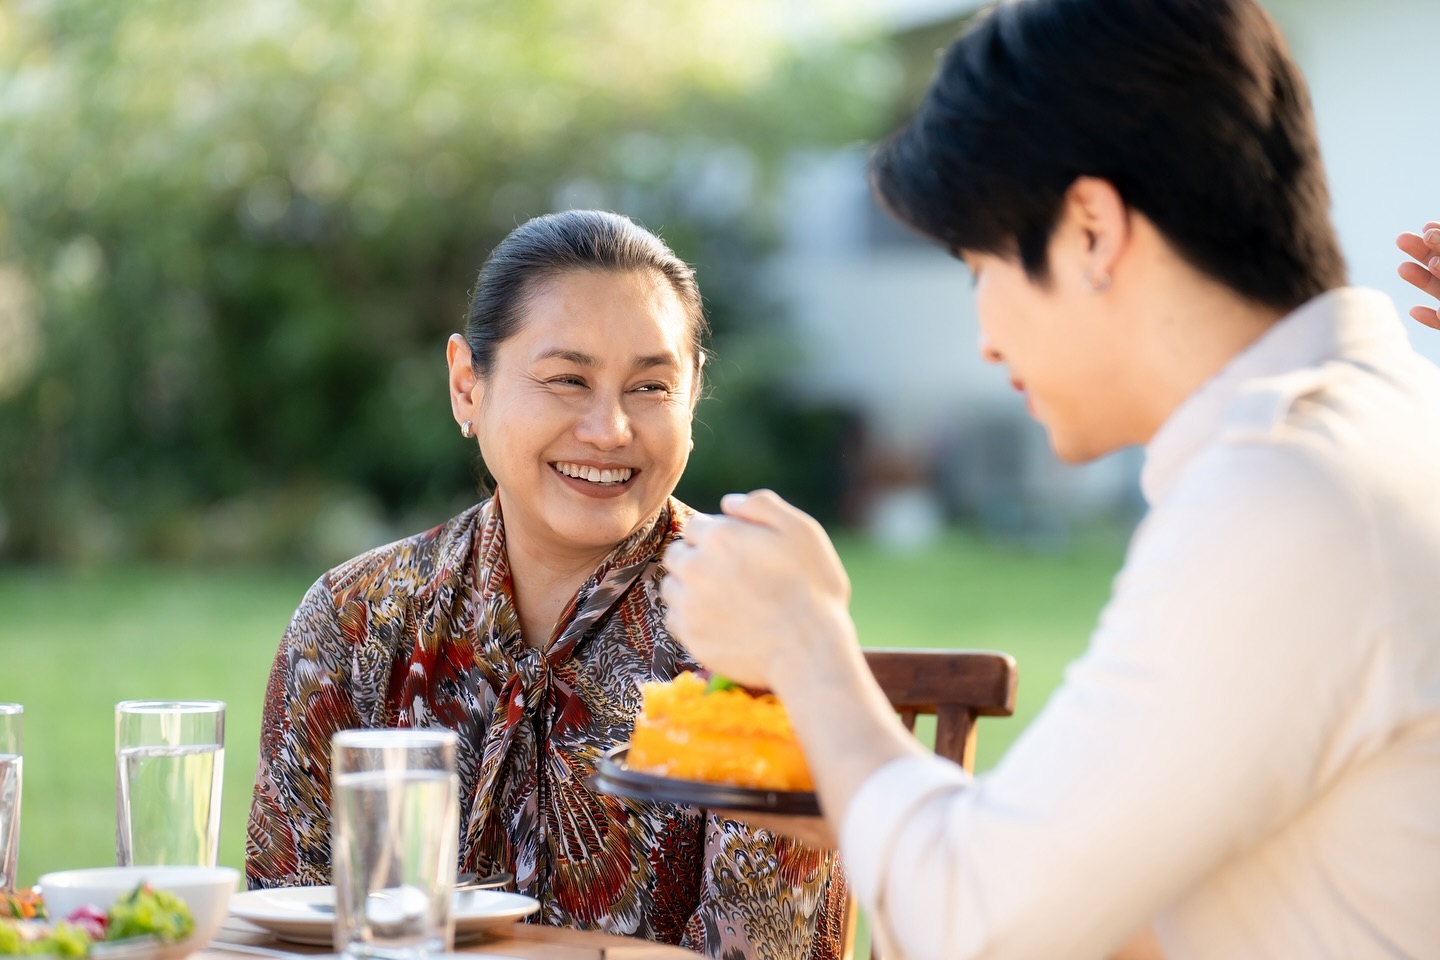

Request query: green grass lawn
[{"left": 0, "top": 530, "right": 1123, "bottom": 887}]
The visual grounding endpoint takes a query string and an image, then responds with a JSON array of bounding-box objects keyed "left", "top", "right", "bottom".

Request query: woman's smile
[{"left": 550, "top": 459, "right": 640, "bottom": 498}]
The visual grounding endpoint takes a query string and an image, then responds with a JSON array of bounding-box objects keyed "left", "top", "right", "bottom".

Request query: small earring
[
  {"left": 688, "top": 438, "right": 695, "bottom": 451},
  {"left": 1084, "top": 269, "right": 1111, "bottom": 293},
  {"left": 460, "top": 420, "right": 473, "bottom": 439}
]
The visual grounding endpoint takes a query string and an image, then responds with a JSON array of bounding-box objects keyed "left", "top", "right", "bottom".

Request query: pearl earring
[{"left": 461, "top": 420, "right": 473, "bottom": 439}]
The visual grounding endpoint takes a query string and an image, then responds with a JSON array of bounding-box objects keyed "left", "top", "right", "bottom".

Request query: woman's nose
[{"left": 576, "top": 394, "right": 632, "bottom": 448}]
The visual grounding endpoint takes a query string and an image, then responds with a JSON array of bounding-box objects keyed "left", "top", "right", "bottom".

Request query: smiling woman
[
  {"left": 451, "top": 267, "right": 698, "bottom": 642},
  {"left": 244, "top": 211, "right": 846, "bottom": 960}
]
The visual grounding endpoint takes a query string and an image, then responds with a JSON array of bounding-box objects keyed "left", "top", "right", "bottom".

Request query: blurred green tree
[{"left": 0, "top": 0, "right": 896, "bottom": 563}]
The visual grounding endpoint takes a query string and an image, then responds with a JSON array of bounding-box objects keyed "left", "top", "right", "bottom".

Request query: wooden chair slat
[{"left": 848, "top": 649, "right": 1020, "bottom": 960}]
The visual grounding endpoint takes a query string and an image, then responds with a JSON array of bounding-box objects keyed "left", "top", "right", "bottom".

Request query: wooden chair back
[
  {"left": 862, "top": 648, "right": 1018, "bottom": 771},
  {"left": 842, "top": 649, "right": 1019, "bottom": 960}
]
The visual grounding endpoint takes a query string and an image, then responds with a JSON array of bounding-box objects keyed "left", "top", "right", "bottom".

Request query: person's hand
[
  {"left": 661, "top": 490, "right": 851, "bottom": 690},
  {"left": 1397, "top": 222, "right": 1440, "bottom": 330}
]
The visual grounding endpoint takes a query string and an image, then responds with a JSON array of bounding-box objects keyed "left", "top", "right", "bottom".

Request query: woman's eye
[
  {"left": 633, "top": 383, "right": 670, "bottom": 394},
  {"left": 550, "top": 376, "right": 586, "bottom": 387}
]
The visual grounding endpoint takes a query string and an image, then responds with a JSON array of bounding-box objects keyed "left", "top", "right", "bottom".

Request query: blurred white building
[{"left": 769, "top": 0, "right": 1440, "bottom": 544}]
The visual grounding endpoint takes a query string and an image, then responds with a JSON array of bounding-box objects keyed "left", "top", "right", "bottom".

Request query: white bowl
[{"left": 38, "top": 865, "right": 239, "bottom": 958}]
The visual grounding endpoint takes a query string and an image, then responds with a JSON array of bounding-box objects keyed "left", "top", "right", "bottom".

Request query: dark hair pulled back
[{"left": 464, "top": 210, "right": 708, "bottom": 378}]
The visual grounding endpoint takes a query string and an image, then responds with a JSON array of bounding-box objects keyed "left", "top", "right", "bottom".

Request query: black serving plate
[{"left": 590, "top": 745, "right": 822, "bottom": 816}]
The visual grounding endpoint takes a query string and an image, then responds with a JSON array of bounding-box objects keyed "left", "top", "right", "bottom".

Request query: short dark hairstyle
[
  {"left": 464, "top": 210, "right": 708, "bottom": 379},
  {"left": 871, "top": 0, "right": 1347, "bottom": 310}
]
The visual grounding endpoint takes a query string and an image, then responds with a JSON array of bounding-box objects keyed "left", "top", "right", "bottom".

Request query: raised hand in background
[{"left": 1397, "top": 222, "right": 1440, "bottom": 329}]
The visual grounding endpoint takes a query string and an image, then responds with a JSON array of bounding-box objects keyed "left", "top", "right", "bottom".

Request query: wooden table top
[{"left": 204, "top": 916, "right": 697, "bottom": 960}]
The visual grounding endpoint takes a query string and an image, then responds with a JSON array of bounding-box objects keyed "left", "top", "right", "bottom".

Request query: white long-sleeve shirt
[{"left": 842, "top": 288, "right": 1440, "bottom": 960}]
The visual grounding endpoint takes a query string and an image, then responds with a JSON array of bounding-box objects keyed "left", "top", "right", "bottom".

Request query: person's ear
[
  {"left": 1061, "top": 176, "right": 1130, "bottom": 293},
  {"left": 446, "top": 334, "right": 483, "bottom": 428},
  {"left": 689, "top": 353, "right": 706, "bottom": 413}
]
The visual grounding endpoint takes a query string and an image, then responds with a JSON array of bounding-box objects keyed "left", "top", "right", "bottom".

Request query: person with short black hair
[{"left": 660, "top": 1, "right": 1440, "bottom": 957}]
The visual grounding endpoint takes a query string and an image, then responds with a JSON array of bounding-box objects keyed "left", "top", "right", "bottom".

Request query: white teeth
[{"left": 555, "top": 462, "right": 633, "bottom": 484}]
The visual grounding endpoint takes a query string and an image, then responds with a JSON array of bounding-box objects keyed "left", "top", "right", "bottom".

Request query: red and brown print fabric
[{"left": 246, "top": 495, "right": 847, "bottom": 960}]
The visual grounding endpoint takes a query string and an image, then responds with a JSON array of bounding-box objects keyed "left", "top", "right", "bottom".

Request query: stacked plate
[{"left": 228, "top": 887, "right": 539, "bottom": 947}]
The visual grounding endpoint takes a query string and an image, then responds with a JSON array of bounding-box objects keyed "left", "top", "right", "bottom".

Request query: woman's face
[{"left": 459, "top": 269, "right": 698, "bottom": 560}]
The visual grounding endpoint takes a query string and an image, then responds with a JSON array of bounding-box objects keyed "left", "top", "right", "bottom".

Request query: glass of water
[
  {"left": 331, "top": 729, "right": 459, "bottom": 960},
  {"left": 0, "top": 704, "right": 20, "bottom": 891},
  {"left": 115, "top": 700, "right": 225, "bottom": 867}
]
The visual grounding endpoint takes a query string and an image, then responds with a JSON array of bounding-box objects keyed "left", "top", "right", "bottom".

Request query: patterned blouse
[{"left": 246, "top": 495, "right": 847, "bottom": 960}]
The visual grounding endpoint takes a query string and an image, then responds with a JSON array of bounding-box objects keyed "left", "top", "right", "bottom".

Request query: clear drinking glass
[
  {"left": 0, "top": 704, "right": 21, "bottom": 891},
  {"left": 331, "top": 729, "right": 459, "bottom": 960},
  {"left": 115, "top": 700, "right": 225, "bottom": 867}
]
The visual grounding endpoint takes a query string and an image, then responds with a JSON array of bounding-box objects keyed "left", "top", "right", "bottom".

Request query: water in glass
[
  {"left": 331, "top": 726, "right": 458, "bottom": 960},
  {"left": 334, "top": 768, "right": 458, "bottom": 960},
  {"left": 0, "top": 704, "right": 20, "bottom": 892},
  {"left": 114, "top": 700, "right": 224, "bottom": 867},
  {"left": 0, "top": 753, "right": 20, "bottom": 891},
  {"left": 116, "top": 742, "right": 223, "bottom": 867}
]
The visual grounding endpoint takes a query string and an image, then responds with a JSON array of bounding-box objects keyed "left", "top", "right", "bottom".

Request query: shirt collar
[{"left": 1141, "top": 287, "right": 1406, "bottom": 504}]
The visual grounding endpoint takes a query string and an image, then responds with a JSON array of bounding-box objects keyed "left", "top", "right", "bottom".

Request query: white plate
[{"left": 228, "top": 887, "right": 540, "bottom": 947}]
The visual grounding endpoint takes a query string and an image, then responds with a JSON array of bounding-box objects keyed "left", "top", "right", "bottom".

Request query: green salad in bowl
[{"left": 0, "top": 883, "right": 194, "bottom": 957}]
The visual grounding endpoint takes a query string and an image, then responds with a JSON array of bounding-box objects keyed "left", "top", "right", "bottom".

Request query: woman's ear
[
  {"left": 689, "top": 353, "right": 706, "bottom": 412},
  {"left": 446, "top": 334, "right": 482, "bottom": 426}
]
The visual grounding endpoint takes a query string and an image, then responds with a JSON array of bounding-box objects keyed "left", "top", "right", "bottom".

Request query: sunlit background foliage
[{"left": 0, "top": 0, "right": 905, "bottom": 565}]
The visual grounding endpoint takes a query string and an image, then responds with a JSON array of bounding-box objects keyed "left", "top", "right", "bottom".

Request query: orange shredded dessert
[{"left": 628, "top": 671, "right": 814, "bottom": 791}]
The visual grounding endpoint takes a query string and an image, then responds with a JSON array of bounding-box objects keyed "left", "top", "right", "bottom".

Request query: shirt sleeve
[
  {"left": 840, "top": 439, "right": 1379, "bottom": 960},
  {"left": 683, "top": 815, "right": 849, "bottom": 960},
  {"left": 246, "top": 575, "right": 364, "bottom": 889}
]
